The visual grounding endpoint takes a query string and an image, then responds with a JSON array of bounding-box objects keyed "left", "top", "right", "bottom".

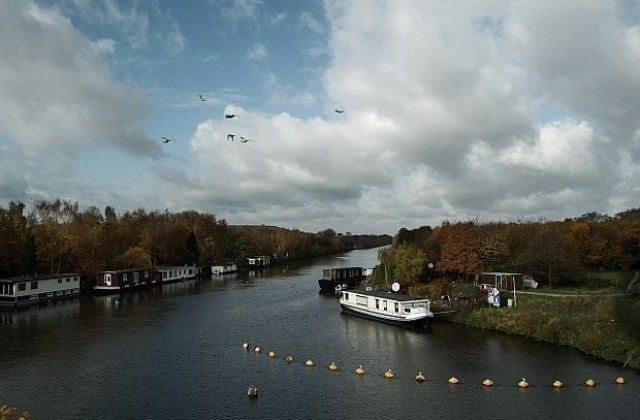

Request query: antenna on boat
[{"left": 391, "top": 282, "right": 400, "bottom": 292}]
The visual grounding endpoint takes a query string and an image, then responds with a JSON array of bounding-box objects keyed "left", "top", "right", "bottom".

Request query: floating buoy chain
[{"left": 242, "top": 343, "right": 632, "bottom": 388}]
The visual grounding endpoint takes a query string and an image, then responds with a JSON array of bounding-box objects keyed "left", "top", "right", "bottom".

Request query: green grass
[{"left": 453, "top": 292, "right": 640, "bottom": 370}]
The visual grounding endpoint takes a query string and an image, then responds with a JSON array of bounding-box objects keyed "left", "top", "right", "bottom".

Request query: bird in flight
[
  {"left": 225, "top": 114, "right": 236, "bottom": 119},
  {"left": 240, "top": 136, "right": 250, "bottom": 143},
  {"left": 161, "top": 136, "right": 173, "bottom": 143},
  {"left": 227, "top": 134, "right": 235, "bottom": 142},
  {"left": 334, "top": 109, "right": 344, "bottom": 113},
  {"left": 199, "top": 94, "right": 207, "bottom": 101}
]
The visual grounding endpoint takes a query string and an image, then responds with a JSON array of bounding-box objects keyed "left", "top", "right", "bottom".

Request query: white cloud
[
  {"left": 0, "top": 0, "right": 159, "bottom": 162},
  {"left": 247, "top": 42, "right": 268, "bottom": 61}
]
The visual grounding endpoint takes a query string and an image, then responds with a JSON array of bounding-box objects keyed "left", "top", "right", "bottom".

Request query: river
[{"left": 1, "top": 247, "right": 639, "bottom": 419}]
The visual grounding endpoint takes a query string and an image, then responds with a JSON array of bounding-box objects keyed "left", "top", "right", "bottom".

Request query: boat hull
[{"left": 340, "top": 303, "right": 433, "bottom": 327}]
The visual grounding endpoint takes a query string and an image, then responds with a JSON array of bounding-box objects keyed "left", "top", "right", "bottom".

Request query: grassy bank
[{"left": 448, "top": 291, "right": 640, "bottom": 370}]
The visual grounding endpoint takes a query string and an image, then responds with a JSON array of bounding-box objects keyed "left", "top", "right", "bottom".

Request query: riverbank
[{"left": 445, "top": 291, "right": 640, "bottom": 370}]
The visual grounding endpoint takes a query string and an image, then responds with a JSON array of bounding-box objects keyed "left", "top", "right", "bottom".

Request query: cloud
[
  {"left": 247, "top": 42, "right": 268, "bottom": 61},
  {"left": 0, "top": 0, "right": 159, "bottom": 163}
]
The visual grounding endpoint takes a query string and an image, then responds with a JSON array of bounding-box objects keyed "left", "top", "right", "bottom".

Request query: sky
[{"left": 1, "top": 0, "right": 640, "bottom": 235}]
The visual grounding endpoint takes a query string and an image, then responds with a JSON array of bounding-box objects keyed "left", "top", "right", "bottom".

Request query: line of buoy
[{"left": 242, "top": 342, "right": 631, "bottom": 387}]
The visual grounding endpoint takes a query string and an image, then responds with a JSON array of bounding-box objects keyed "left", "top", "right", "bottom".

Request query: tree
[
  {"left": 394, "top": 244, "right": 427, "bottom": 287},
  {"left": 19, "top": 231, "right": 38, "bottom": 276}
]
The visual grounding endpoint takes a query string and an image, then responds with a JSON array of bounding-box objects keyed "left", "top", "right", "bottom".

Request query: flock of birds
[{"left": 161, "top": 95, "right": 344, "bottom": 145}]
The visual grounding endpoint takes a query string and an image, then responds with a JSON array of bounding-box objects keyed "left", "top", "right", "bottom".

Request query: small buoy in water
[
  {"left": 305, "top": 359, "right": 314, "bottom": 367},
  {"left": 355, "top": 365, "right": 365, "bottom": 375},
  {"left": 415, "top": 372, "right": 426, "bottom": 382},
  {"left": 482, "top": 379, "right": 494, "bottom": 387},
  {"left": 242, "top": 342, "right": 249, "bottom": 350},
  {"left": 615, "top": 376, "right": 625, "bottom": 384},
  {"left": 329, "top": 362, "right": 338, "bottom": 371},
  {"left": 384, "top": 369, "right": 394, "bottom": 379},
  {"left": 552, "top": 380, "right": 564, "bottom": 388},
  {"left": 254, "top": 346, "right": 261, "bottom": 354},
  {"left": 585, "top": 378, "right": 596, "bottom": 387},
  {"left": 518, "top": 378, "right": 529, "bottom": 388},
  {"left": 285, "top": 355, "right": 293, "bottom": 363},
  {"left": 448, "top": 377, "right": 459, "bottom": 384},
  {"left": 268, "top": 350, "right": 276, "bottom": 358},
  {"left": 247, "top": 384, "right": 258, "bottom": 398}
]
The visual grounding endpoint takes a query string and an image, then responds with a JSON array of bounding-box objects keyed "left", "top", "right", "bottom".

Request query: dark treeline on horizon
[
  {"left": 379, "top": 209, "right": 640, "bottom": 289},
  {"left": 0, "top": 199, "right": 392, "bottom": 287}
]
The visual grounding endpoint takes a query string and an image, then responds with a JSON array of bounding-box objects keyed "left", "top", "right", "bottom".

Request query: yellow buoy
[
  {"left": 305, "top": 359, "right": 314, "bottom": 367},
  {"left": 482, "top": 379, "right": 494, "bottom": 387},
  {"left": 615, "top": 376, "right": 625, "bottom": 384},
  {"left": 253, "top": 346, "right": 261, "bottom": 354},
  {"left": 355, "top": 365, "right": 365, "bottom": 375},
  {"left": 518, "top": 378, "right": 529, "bottom": 388},
  {"left": 384, "top": 369, "right": 394, "bottom": 379},
  {"left": 415, "top": 372, "right": 426, "bottom": 382},
  {"left": 448, "top": 377, "right": 459, "bottom": 384},
  {"left": 552, "top": 380, "right": 564, "bottom": 388},
  {"left": 268, "top": 350, "right": 275, "bottom": 358},
  {"left": 585, "top": 378, "right": 596, "bottom": 387},
  {"left": 285, "top": 355, "right": 293, "bottom": 363},
  {"left": 329, "top": 362, "right": 338, "bottom": 371}
]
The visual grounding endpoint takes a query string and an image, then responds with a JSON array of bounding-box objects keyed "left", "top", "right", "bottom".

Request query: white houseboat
[
  {"left": 94, "top": 268, "right": 152, "bottom": 295},
  {"left": 0, "top": 273, "right": 81, "bottom": 308},
  {"left": 155, "top": 265, "right": 197, "bottom": 284},
  {"left": 339, "top": 288, "right": 434, "bottom": 327},
  {"left": 247, "top": 256, "right": 271, "bottom": 268},
  {"left": 211, "top": 262, "right": 238, "bottom": 276}
]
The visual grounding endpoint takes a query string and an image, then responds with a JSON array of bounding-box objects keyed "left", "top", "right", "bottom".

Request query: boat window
[
  {"left": 383, "top": 300, "right": 387, "bottom": 310},
  {"left": 30, "top": 281, "right": 38, "bottom": 290},
  {"left": 394, "top": 302, "right": 399, "bottom": 312},
  {"left": 344, "top": 293, "right": 349, "bottom": 301},
  {"left": 404, "top": 308, "right": 412, "bottom": 313},
  {"left": 58, "top": 279, "right": 62, "bottom": 283},
  {"left": 18, "top": 283, "right": 26, "bottom": 291},
  {"left": 375, "top": 299, "right": 379, "bottom": 309}
]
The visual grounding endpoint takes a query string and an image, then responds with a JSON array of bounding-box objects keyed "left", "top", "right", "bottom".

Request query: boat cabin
[
  {"left": 322, "top": 266, "right": 363, "bottom": 281},
  {"left": 247, "top": 256, "right": 271, "bottom": 267},
  {"left": 0, "top": 273, "right": 81, "bottom": 308},
  {"left": 94, "top": 268, "right": 151, "bottom": 293},
  {"left": 211, "top": 262, "right": 238, "bottom": 275},
  {"left": 154, "top": 265, "right": 197, "bottom": 283}
]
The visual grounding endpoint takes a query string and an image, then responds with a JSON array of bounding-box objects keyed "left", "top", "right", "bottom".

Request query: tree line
[
  {"left": 0, "top": 199, "right": 391, "bottom": 288},
  {"left": 376, "top": 210, "right": 640, "bottom": 289}
]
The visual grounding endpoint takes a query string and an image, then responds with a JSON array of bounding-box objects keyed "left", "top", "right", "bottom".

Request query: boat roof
[
  {"left": 344, "top": 289, "right": 429, "bottom": 302},
  {"left": 0, "top": 273, "right": 81, "bottom": 283}
]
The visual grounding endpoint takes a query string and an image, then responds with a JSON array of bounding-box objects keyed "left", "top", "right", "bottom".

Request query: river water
[{"left": 1, "top": 247, "right": 639, "bottom": 419}]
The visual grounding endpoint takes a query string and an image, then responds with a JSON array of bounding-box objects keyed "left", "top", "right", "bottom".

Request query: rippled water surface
[{"left": 1, "top": 247, "right": 639, "bottom": 419}]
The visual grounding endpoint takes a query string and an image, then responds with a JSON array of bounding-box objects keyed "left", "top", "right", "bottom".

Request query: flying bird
[
  {"left": 199, "top": 94, "right": 207, "bottom": 101},
  {"left": 225, "top": 114, "right": 236, "bottom": 119},
  {"left": 240, "top": 136, "right": 250, "bottom": 143},
  {"left": 334, "top": 109, "right": 344, "bottom": 113},
  {"left": 227, "top": 134, "right": 235, "bottom": 142},
  {"left": 161, "top": 136, "right": 173, "bottom": 143}
]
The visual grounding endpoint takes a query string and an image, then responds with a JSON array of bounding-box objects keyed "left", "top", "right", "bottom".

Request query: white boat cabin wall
[
  {"left": 154, "top": 265, "right": 197, "bottom": 283},
  {"left": 0, "top": 273, "right": 81, "bottom": 308},
  {"left": 247, "top": 256, "right": 271, "bottom": 267}
]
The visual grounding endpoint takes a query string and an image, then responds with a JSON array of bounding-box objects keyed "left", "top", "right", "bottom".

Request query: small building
[
  {"left": 154, "top": 265, "right": 197, "bottom": 284},
  {"left": 0, "top": 273, "right": 81, "bottom": 308},
  {"left": 480, "top": 272, "right": 524, "bottom": 291},
  {"left": 94, "top": 268, "right": 152, "bottom": 294}
]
